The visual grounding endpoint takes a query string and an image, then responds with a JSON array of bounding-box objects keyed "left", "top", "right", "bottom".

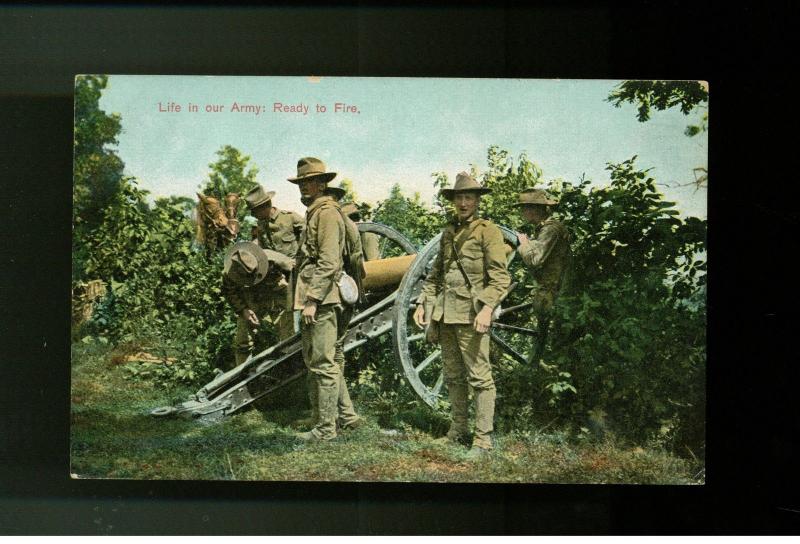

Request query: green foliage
[
  {"left": 334, "top": 178, "right": 358, "bottom": 204},
  {"left": 80, "top": 176, "right": 237, "bottom": 385},
  {"left": 201, "top": 144, "right": 259, "bottom": 200},
  {"left": 83, "top": 177, "right": 152, "bottom": 283},
  {"left": 73, "top": 75, "right": 125, "bottom": 281},
  {"left": 607, "top": 80, "right": 709, "bottom": 137},
  {"left": 373, "top": 183, "right": 443, "bottom": 247},
  {"left": 491, "top": 155, "right": 705, "bottom": 452},
  {"left": 478, "top": 145, "right": 545, "bottom": 229}
]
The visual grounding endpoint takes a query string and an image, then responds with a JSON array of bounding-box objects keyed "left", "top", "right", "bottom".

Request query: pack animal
[{"left": 196, "top": 192, "right": 241, "bottom": 255}]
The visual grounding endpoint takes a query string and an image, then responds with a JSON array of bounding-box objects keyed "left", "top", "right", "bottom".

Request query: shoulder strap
[
  {"left": 450, "top": 238, "right": 474, "bottom": 291},
  {"left": 453, "top": 218, "right": 487, "bottom": 252}
]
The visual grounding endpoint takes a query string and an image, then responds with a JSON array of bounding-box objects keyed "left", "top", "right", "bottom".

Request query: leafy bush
[
  {"left": 79, "top": 177, "right": 236, "bottom": 386},
  {"left": 476, "top": 152, "right": 705, "bottom": 452}
]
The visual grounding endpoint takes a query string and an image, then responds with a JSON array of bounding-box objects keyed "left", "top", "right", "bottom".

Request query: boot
[
  {"left": 472, "top": 387, "right": 496, "bottom": 450},
  {"left": 297, "top": 382, "right": 338, "bottom": 441},
  {"left": 336, "top": 373, "right": 361, "bottom": 430},
  {"left": 233, "top": 349, "right": 250, "bottom": 367},
  {"left": 293, "top": 372, "right": 319, "bottom": 429},
  {"left": 441, "top": 383, "right": 470, "bottom": 445},
  {"left": 465, "top": 444, "right": 492, "bottom": 461}
]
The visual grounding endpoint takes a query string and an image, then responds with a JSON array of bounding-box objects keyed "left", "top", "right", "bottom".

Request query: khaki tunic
[
  {"left": 361, "top": 231, "right": 381, "bottom": 261},
  {"left": 294, "top": 196, "right": 346, "bottom": 309},
  {"left": 519, "top": 217, "right": 570, "bottom": 313},
  {"left": 255, "top": 207, "right": 304, "bottom": 259},
  {"left": 418, "top": 218, "right": 512, "bottom": 324}
]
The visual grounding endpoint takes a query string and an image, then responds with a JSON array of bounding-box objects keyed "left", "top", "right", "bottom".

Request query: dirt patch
[
  {"left": 113, "top": 351, "right": 176, "bottom": 365},
  {"left": 582, "top": 452, "right": 613, "bottom": 471}
]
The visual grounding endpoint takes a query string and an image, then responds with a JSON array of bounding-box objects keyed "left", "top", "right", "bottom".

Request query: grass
[{"left": 71, "top": 339, "right": 703, "bottom": 484}]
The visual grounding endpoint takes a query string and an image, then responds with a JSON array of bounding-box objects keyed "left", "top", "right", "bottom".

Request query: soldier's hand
[
  {"left": 413, "top": 304, "right": 427, "bottom": 329},
  {"left": 302, "top": 301, "right": 318, "bottom": 324},
  {"left": 473, "top": 305, "right": 493, "bottom": 334},
  {"left": 517, "top": 232, "right": 529, "bottom": 245},
  {"left": 241, "top": 309, "right": 260, "bottom": 328}
]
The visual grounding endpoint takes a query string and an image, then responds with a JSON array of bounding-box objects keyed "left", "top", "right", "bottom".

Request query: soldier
[
  {"left": 243, "top": 184, "right": 304, "bottom": 340},
  {"left": 514, "top": 189, "right": 570, "bottom": 349},
  {"left": 324, "top": 185, "right": 381, "bottom": 262},
  {"left": 341, "top": 202, "right": 381, "bottom": 262},
  {"left": 292, "top": 185, "right": 364, "bottom": 432},
  {"left": 413, "top": 172, "right": 511, "bottom": 458},
  {"left": 289, "top": 157, "right": 361, "bottom": 441},
  {"left": 221, "top": 241, "right": 295, "bottom": 368},
  {"left": 244, "top": 184, "right": 304, "bottom": 259}
]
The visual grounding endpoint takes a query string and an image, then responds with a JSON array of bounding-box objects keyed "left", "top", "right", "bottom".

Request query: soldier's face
[
  {"left": 453, "top": 193, "right": 479, "bottom": 221},
  {"left": 298, "top": 179, "right": 325, "bottom": 203},
  {"left": 521, "top": 205, "right": 547, "bottom": 224},
  {"left": 252, "top": 203, "right": 272, "bottom": 220}
]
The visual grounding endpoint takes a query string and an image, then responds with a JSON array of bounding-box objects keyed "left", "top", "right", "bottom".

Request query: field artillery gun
[{"left": 151, "top": 222, "right": 543, "bottom": 421}]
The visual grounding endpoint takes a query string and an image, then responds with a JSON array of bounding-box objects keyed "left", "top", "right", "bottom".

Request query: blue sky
[{"left": 98, "top": 75, "right": 707, "bottom": 218}]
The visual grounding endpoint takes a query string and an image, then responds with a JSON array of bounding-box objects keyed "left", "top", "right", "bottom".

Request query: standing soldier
[
  {"left": 290, "top": 157, "right": 361, "bottom": 441},
  {"left": 413, "top": 172, "right": 511, "bottom": 458},
  {"left": 221, "top": 241, "right": 295, "bottom": 368},
  {"left": 324, "top": 187, "right": 380, "bottom": 262},
  {"left": 341, "top": 202, "right": 381, "bottom": 261},
  {"left": 243, "top": 184, "right": 304, "bottom": 340},
  {"left": 292, "top": 185, "right": 364, "bottom": 431},
  {"left": 514, "top": 188, "right": 570, "bottom": 361}
]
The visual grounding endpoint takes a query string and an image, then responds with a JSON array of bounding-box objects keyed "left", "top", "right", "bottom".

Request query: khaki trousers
[
  {"left": 233, "top": 302, "right": 295, "bottom": 367},
  {"left": 304, "top": 303, "right": 359, "bottom": 426},
  {"left": 301, "top": 304, "right": 358, "bottom": 439},
  {"left": 440, "top": 322, "right": 496, "bottom": 449}
]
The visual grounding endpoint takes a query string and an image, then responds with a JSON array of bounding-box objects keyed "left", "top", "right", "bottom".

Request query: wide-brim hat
[
  {"left": 287, "top": 157, "right": 337, "bottom": 184},
  {"left": 223, "top": 241, "right": 270, "bottom": 287},
  {"left": 513, "top": 188, "right": 558, "bottom": 207},
  {"left": 244, "top": 185, "right": 276, "bottom": 210},
  {"left": 324, "top": 186, "right": 347, "bottom": 201},
  {"left": 439, "top": 171, "right": 492, "bottom": 201}
]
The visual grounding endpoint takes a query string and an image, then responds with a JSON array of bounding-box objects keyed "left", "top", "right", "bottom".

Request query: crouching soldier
[
  {"left": 221, "top": 241, "right": 295, "bottom": 368},
  {"left": 413, "top": 172, "right": 511, "bottom": 458},
  {"left": 289, "top": 157, "right": 361, "bottom": 441},
  {"left": 514, "top": 189, "right": 570, "bottom": 361}
]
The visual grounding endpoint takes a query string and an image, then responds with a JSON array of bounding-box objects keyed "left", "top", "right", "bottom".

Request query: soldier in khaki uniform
[
  {"left": 245, "top": 184, "right": 305, "bottom": 259},
  {"left": 243, "top": 185, "right": 304, "bottom": 340},
  {"left": 515, "top": 189, "right": 570, "bottom": 315},
  {"left": 221, "top": 241, "right": 295, "bottom": 368},
  {"left": 289, "top": 157, "right": 361, "bottom": 441},
  {"left": 293, "top": 184, "right": 363, "bottom": 432},
  {"left": 515, "top": 188, "right": 570, "bottom": 362},
  {"left": 413, "top": 172, "right": 511, "bottom": 458},
  {"left": 324, "top": 188, "right": 381, "bottom": 262},
  {"left": 341, "top": 202, "right": 381, "bottom": 261}
]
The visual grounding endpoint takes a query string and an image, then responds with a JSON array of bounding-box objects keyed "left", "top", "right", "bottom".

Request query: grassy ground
[{"left": 71, "top": 339, "right": 703, "bottom": 484}]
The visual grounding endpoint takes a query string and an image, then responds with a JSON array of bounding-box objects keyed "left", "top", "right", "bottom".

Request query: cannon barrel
[{"left": 363, "top": 254, "right": 416, "bottom": 291}]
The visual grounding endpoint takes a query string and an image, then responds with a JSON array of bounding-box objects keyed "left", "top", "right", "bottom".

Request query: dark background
[{"left": 1, "top": 1, "right": 797, "bottom": 535}]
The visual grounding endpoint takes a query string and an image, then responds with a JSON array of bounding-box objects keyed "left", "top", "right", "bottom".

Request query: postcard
[{"left": 71, "top": 75, "right": 707, "bottom": 483}]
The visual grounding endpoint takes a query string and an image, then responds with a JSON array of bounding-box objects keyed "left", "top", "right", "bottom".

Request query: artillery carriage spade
[{"left": 151, "top": 222, "right": 543, "bottom": 421}]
